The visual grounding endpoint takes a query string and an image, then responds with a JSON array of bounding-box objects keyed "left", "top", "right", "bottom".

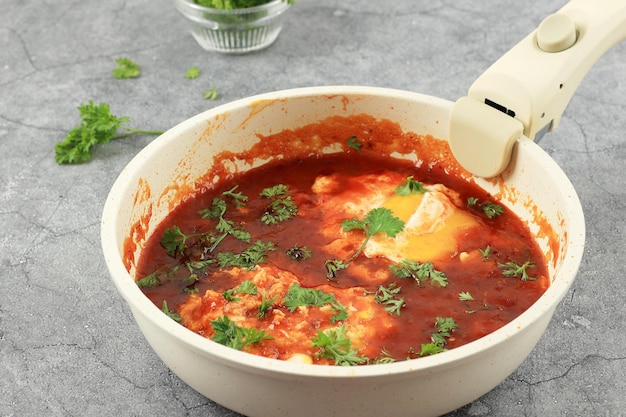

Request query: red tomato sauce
[{"left": 135, "top": 142, "right": 549, "bottom": 364}]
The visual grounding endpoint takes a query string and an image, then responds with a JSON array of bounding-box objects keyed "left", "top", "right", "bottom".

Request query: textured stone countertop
[{"left": 1, "top": 0, "right": 625, "bottom": 416}]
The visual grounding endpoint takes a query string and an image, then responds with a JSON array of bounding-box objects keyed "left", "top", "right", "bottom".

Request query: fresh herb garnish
[
  {"left": 162, "top": 300, "right": 182, "bottom": 323},
  {"left": 390, "top": 259, "right": 448, "bottom": 287},
  {"left": 259, "top": 184, "right": 298, "bottom": 224},
  {"left": 459, "top": 291, "right": 502, "bottom": 314},
  {"left": 419, "top": 316, "right": 457, "bottom": 357},
  {"left": 204, "top": 86, "right": 219, "bottom": 100},
  {"left": 341, "top": 207, "right": 405, "bottom": 260},
  {"left": 112, "top": 57, "right": 141, "bottom": 79},
  {"left": 286, "top": 244, "right": 312, "bottom": 261},
  {"left": 478, "top": 245, "right": 492, "bottom": 260},
  {"left": 160, "top": 226, "right": 196, "bottom": 257},
  {"left": 236, "top": 280, "right": 258, "bottom": 295},
  {"left": 367, "top": 283, "right": 404, "bottom": 316},
  {"left": 55, "top": 101, "right": 163, "bottom": 164},
  {"left": 283, "top": 283, "right": 347, "bottom": 323},
  {"left": 498, "top": 260, "right": 537, "bottom": 281},
  {"left": 467, "top": 197, "right": 504, "bottom": 219},
  {"left": 185, "top": 66, "right": 201, "bottom": 79},
  {"left": 217, "top": 240, "right": 276, "bottom": 270},
  {"left": 211, "top": 316, "right": 273, "bottom": 350},
  {"left": 395, "top": 176, "right": 428, "bottom": 196},
  {"left": 223, "top": 185, "right": 248, "bottom": 207},
  {"left": 311, "top": 325, "right": 368, "bottom": 366},
  {"left": 199, "top": 198, "right": 228, "bottom": 219},
  {"left": 136, "top": 272, "right": 162, "bottom": 288},
  {"left": 324, "top": 259, "right": 349, "bottom": 279},
  {"left": 346, "top": 135, "right": 362, "bottom": 152},
  {"left": 458, "top": 291, "right": 475, "bottom": 301},
  {"left": 258, "top": 293, "right": 279, "bottom": 318}
]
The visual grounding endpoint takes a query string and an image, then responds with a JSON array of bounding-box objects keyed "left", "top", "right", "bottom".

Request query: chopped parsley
[
  {"left": 260, "top": 184, "right": 298, "bottom": 224},
  {"left": 217, "top": 240, "right": 276, "bottom": 270},
  {"left": 283, "top": 283, "right": 347, "bottom": 323},
  {"left": 390, "top": 259, "right": 448, "bottom": 287},
  {"left": 346, "top": 135, "right": 362, "bottom": 152},
  {"left": 498, "top": 260, "right": 537, "bottom": 281},
  {"left": 395, "top": 176, "right": 428, "bottom": 196},
  {"left": 311, "top": 325, "right": 368, "bottom": 366},
  {"left": 419, "top": 316, "right": 457, "bottom": 357},
  {"left": 112, "top": 57, "right": 141, "bottom": 79},
  {"left": 367, "top": 283, "right": 405, "bottom": 316},
  {"left": 211, "top": 316, "right": 273, "bottom": 350}
]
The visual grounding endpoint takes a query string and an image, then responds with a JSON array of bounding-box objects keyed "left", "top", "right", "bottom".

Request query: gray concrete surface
[{"left": 1, "top": 0, "right": 625, "bottom": 416}]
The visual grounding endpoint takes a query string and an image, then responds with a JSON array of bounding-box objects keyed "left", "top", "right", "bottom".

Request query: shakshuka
[{"left": 132, "top": 114, "right": 550, "bottom": 366}]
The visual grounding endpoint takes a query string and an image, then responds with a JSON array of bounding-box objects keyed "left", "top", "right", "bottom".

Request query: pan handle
[{"left": 449, "top": 0, "right": 626, "bottom": 178}]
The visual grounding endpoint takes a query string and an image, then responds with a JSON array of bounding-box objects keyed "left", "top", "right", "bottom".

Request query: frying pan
[{"left": 101, "top": 1, "right": 626, "bottom": 416}]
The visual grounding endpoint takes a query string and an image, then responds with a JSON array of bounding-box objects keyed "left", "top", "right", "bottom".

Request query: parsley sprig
[
  {"left": 395, "top": 176, "right": 428, "bottom": 196},
  {"left": 112, "top": 58, "right": 141, "bottom": 79},
  {"left": 367, "top": 283, "right": 405, "bottom": 316},
  {"left": 341, "top": 207, "right": 405, "bottom": 260},
  {"left": 311, "top": 325, "right": 368, "bottom": 366},
  {"left": 55, "top": 101, "right": 163, "bottom": 164},
  {"left": 283, "top": 283, "right": 347, "bottom": 323},
  {"left": 390, "top": 259, "right": 448, "bottom": 287},
  {"left": 260, "top": 185, "right": 298, "bottom": 225},
  {"left": 467, "top": 197, "right": 504, "bottom": 219},
  {"left": 498, "top": 260, "right": 537, "bottom": 281},
  {"left": 217, "top": 240, "right": 276, "bottom": 271},
  {"left": 211, "top": 316, "right": 273, "bottom": 350},
  {"left": 419, "top": 317, "right": 457, "bottom": 357}
]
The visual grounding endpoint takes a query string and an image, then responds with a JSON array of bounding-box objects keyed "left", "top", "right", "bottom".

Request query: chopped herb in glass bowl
[{"left": 175, "top": 0, "right": 295, "bottom": 54}]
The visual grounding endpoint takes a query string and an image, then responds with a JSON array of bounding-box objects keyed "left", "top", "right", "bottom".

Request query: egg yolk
[{"left": 366, "top": 191, "right": 479, "bottom": 262}]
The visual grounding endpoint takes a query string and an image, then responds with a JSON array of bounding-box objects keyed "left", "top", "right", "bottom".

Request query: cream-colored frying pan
[{"left": 449, "top": 0, "right": 626, "bottom": 178}]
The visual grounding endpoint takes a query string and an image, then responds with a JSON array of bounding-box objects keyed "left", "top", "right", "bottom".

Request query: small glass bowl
[{"left": 175, "top": 0, "right": 292, "bottom": 54}]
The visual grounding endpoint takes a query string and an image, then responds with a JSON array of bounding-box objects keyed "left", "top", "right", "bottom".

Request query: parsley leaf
[
  {"left": 498, "top": 260, "right": 537, "bottom": 281},
  {"left": 419, "top": 316, "right": 457, "bottom": 357},
  {"left": 325, "top": 259, "right": 350, "bottom": 279},
  {"left": 346, "top": 135, "right": 362, "bottom": 152},
  {"left": 204, "top": 86, "right": 218, "bottom": 100},
  {"left": 395, "top": 176, "right": 428, "bottom": 196},
  {"left": 112, "top": 57, "right": 141, "bottom": 79},
  {"left": 367, "top": 283, "right": 405, "bottom": 316},
  {"left": 185, "top": 66, "right": 201, "bottom": 79},
  {"left": 55, "top": 101, "right": 163, "bottom": 164},
  {"left": 341, "top": 207, "right": 405, "bottom": 260},
  {"left": 160, "top": 226, "right": 192, "bottom": 257},
  {"left": 258, "top": 293, "right": 279, "bottom": 318},
  {"left": 286, "top": 244, "right": 312, "bottom": 261},
  {"left": 283, "top": 283, "right": 347, "bottom": 323},
  {"left": 390, "top": 259, "right": 448, "bottom": 287},
  {"left": 311, "top": 325, "right": 368, "bottom": 366},
  {"left": 211, "top": 316, "right": 273, "bottom": 350},
  {"left": 162, "top": 300, "right": 182, "bottom": 323},
  {"left": 467, "top": 197, "right": 504, "bottom": 218},
  {"left": 217, "top": 240, "right": 276, "bottom": 270},
  {"left": 458, "top": 291, "right": 475, "bottom": 301},
  {"left": 259, "top": 184, "right": 298, "bottom": 224}
]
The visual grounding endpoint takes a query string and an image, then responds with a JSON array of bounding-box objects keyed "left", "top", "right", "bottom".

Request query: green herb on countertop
[
  {"left": 185, "top": 66, "right": 201, "bottom": 79},
  {"left": 112, "top": 57, "right": 141, "bottom": 79},
  {"left": 55, "top": 101, "right": 163, "bottom": 164},
  {"left": 204, "top": 86, "right": 219, "bottom": 100}
]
